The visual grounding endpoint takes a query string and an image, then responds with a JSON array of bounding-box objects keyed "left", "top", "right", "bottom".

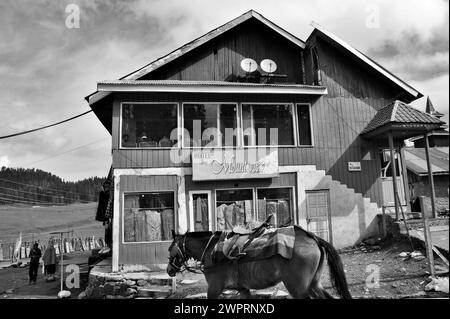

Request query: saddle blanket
[{"left": 212, "top": 226, "right": 296, "bottom": 262}]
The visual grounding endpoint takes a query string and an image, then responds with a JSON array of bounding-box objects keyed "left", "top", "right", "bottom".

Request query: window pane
[
  {"left": 297, "top": 105, "right": 312, "bottom": 145},
  {"left": 242, "top": 104, "right": 294, "bottom": 146},
  {"left": 123, "top": 192, "right": 175, "bottom": 242},
  {"left": 257, "top": 188, "right": 293, "bottom": 227},
  {"left": 219, "top": 104, "right": 237, "bottom": 146},
  {"left": 193, "top": 193, "right": 209, "bottom": 231},
  {"left": 183, "top": 103, "right": 237, "bottom": 147},
  {"left": 216, "top": 189, "right": 255, "bottom": 231},
  {"left": 122, "top": 104, "right": 177, "bottom": 148}
]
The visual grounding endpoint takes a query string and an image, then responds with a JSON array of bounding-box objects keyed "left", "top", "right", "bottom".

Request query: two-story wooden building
[{"left": 86, "top": 10, "right": 444, "bottom": 272}]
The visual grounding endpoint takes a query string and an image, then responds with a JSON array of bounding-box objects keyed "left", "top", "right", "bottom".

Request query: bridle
[{"left": 168, "top": 233, "right": 216, "bottom": 274}]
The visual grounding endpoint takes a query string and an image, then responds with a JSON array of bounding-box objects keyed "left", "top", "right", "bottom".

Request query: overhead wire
[
  {"left": 0, "top": 178, "right": 98, "bottom": 198},
  {"left": 0, "top": 185, "right": 94, "bottom": 203},
  {"left": 19, "top": 137, "right": 109, "bottom": 167},
  {"left": 0, "top": 110, "right": 93, "bottom": 140}
]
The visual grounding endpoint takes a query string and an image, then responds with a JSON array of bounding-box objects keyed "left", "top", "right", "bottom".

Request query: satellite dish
[
  {"left": 260, "top": 59, "right": 277, "bottom": 73},
  {"left": 240, "top": 58, "right": 257, "bottom": 73}
]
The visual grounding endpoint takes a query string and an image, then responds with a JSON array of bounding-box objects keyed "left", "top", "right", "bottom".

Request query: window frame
[
  {"left": 119, "top": 101, "right": 314, "bottom": 150},
  {"left": 121, "top": 190, "right": 177, "bottom": 244},
  {"left": 119, "top": 101, "right": 181, "bottom": 150},
  {"left": 214, "top": 187, "right": 256, "bottom": 231},
  {"left": 240, "top": 102, "right": 297, "bottom": 148},
  {"left": 295, "top": 103, "right": 314, "bottom": 147},
  {"left": 256, "top": 186, "right": 297, "bottom": 226},
  {"left": 188, "top": 190, "right": 213, "bottom": 232},
  {"left": 181, "top": 102, "right": 240, "bottom": 149}
]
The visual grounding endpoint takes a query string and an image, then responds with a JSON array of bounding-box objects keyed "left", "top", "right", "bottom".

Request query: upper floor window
[
  {"left": 242, "top": 103, "right": 295, "bottom": 146},
  {"left": 297, "top": 104, "right": 312, "bottom": 146},
  {"left": 311, "top": 47, "right": 322, "bottom": 86},
  {"left": 121, "top": 103, "right": 178, "bottom": 148},
  {"left": 183, "top": 103, "right": 238, "bottom": 147}
]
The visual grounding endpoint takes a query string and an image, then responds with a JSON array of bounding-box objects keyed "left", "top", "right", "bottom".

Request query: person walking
[
  {"left": 42, "top": 241, "right": 58, "bottom": 281},
  {"left": 28, "top": 243, "right": 42, "bottom": 284}
]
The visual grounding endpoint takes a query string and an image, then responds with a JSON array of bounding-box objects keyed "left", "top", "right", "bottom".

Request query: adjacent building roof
[
  {"left": 404, "top": 147, "right": 449, "bottom": 176},
  {"left": 309, "top": 22, "right": 423, "bottom": 100},
  {"left": 96, "top": 80, "right": 328, "bottom": 95},
  {"left": 361, "top": 100, "right": 444, "bottom": 135},
  {"left": 425, "top": 96, "right": 445, "bottom": 118},
  {"left": 409, "top": 130, "right": 449, "bottom": 142}
]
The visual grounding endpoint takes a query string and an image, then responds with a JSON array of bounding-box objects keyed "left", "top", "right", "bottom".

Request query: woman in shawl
[{"left": 43, "top": 240, "right": 58, "bottom": 280}]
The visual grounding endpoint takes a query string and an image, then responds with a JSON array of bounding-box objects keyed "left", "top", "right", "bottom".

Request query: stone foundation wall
[{"left": 82, "top": 267, "right": 173, "bottom": 299}]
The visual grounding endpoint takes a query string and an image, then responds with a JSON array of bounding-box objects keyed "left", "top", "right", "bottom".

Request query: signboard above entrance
[{"left": 192, "top": 149, "right": 279, "bottom": 181}]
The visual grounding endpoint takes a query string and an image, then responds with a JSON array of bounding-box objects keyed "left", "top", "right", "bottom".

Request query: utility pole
[{"left": 422, "top": 133, "right": 436, "bottom": 277}]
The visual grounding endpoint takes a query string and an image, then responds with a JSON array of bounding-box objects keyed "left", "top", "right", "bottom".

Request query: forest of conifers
[{"left": 0, "top": 167, "right": 105, "bottom": 206}]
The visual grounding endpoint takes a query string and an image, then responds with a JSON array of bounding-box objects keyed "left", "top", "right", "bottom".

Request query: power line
[
  {"left": 20, "top": 137, "right": 109, "bottom": 167},
  {"left": 0, "top": 195, "right": 60, "bottom": 206},
  {"left": 0, "top": 178, "right": 98, "bottom": 198},
  {"left": 0, "top": 191, "right": 74, "bottom": 205},
  {"left": 0, "top": 110, "right": 93, "bottom": 140},
  {"left": 0, "top": 185, "right": 94, "bottom": 203}
]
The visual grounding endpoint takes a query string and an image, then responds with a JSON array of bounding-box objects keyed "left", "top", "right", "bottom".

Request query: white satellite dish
[
  {"left": 260, "top": 59, "right": 277, "bottom": 73},
  {"left": 240, "top": 58, "right": 257, "bottom": 73}
]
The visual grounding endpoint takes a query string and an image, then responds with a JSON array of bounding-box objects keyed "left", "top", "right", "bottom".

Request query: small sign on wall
[{"left": 348, "top": 161, "right": 361, "bottom": 172}]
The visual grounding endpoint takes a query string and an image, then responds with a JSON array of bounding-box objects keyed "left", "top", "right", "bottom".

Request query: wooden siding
[
  {"left": 118, "top": 175, "right": 177, "bottom": 266},
  {"left": 109, "top": 30, "right": 415, "bottom": 208},
  {"left": 143, "top": 19, "right": 304, "bottom": 83}
]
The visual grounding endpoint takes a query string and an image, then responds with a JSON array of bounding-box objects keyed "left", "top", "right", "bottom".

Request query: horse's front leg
[{"left": 207, "top": 281, "right": 224, "bottom": 299}]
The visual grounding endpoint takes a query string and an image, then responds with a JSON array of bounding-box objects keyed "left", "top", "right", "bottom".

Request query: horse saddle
[{"left": 216, "top": 215, "right": 273, "bottom": 260}]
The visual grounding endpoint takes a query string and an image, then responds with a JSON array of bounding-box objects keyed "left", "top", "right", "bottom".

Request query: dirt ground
[
  {"left": 0, "top": 238, "right": 448, "bottom": 299},
  {"left": 168, "top": 237, "right": 449, "bottom": 299},
  {"left": 0, "top": 252, "right": 90, "bottom": 299}
]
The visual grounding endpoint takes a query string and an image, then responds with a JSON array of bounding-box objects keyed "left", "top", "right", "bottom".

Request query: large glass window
[
  {"left": 297, "top": 104, "right": 312, "bottom": 146},
  {"left": 257, "top": 188, "right": 293, "bottom": 227},
  {"left": 183, "top": 103, "right": 237, "bottom": 147},
  {"left": 242, "top": 104, "right": 294, "bottom": 146},
  {"left": 216, "top": 189, "right": 255, "bottom": 231},
  {"left": 123, "top": 192, "right": 175, "bottom": 242},
  {"left": 121, "top": 103, "right": 178, "bottom": 148}
]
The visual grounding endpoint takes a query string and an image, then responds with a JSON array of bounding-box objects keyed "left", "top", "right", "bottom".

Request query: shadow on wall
[{"left": 327, "top": 138, "right": 382, "bottom": 206}]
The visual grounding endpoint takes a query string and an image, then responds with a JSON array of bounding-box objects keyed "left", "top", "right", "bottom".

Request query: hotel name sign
[{"left": 192, "top": 149, "right": 279, "bottom": 181}]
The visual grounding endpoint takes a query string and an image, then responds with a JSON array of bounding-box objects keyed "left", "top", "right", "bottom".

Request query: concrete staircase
[{"left": 298, "top": 168, "right": 382, "bottom": 249}]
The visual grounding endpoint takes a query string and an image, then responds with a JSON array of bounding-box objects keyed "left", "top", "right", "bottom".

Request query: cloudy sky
[{"left": 0, "top": 0, "right": 448, "bottom": 181}]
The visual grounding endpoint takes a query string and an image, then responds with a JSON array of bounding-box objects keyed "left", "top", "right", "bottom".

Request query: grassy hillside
[{"left": 0, "top": 202, "right": 103, "bottom": 244}]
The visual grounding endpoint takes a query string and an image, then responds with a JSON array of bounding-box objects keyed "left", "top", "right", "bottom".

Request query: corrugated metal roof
[
  {"left": 97, "top": 80, "right": 326, "bottom": 89},
  {"left": 405, "top": 147, "right": 449, "bottom": 176},
  {"left": 361, "top": 100, "right": 444, "bottom": 134}
]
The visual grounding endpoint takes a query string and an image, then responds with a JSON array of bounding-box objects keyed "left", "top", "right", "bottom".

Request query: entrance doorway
[
  {"left": 189, "top": 191, "right": 212, "bottom": 231},
  {"left": 306, "top": 190, "right": 332, "bottom": 243}
]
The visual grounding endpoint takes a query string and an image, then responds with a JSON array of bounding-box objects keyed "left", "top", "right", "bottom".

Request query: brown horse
[{"left": 167, "top": 226, "right": 351, "bottom": 299}]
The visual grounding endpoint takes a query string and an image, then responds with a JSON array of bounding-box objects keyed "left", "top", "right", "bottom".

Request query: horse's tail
[{"left": 316, "top": 236, "right": 352, "bottom": 299}]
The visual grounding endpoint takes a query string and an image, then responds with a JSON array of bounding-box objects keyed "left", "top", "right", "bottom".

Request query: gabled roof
[
  {"left": 85, "top": 10, "right": 306, "bottom": 104},
  {"left": 309, "top": 22, "right": 423, "bottom": 100},
  {"left": 86, "top": 10, "right": 423, "bottom": 106},
  {"left": 404, "top": 147, "right": 449, "bottom": 176},
  {"left": 361, "top": 100, "right": 444, "bottom": 135},
  {"left": 122, "top": 10, "right": 305, "bottom": 82}
]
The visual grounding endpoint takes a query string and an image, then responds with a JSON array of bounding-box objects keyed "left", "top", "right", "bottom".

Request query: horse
[{"left": 166, "top": 227, "right": 352, "bottom": 299}]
